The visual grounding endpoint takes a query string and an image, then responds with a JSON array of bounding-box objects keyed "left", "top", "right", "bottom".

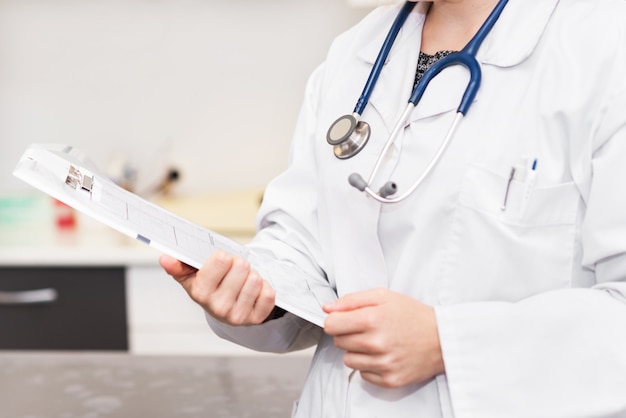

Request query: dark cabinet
[{"left": 0, "top": 267, "right": 128, "bottom": 350}]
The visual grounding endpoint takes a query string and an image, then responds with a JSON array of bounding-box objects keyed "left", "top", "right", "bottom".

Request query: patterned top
[{"left": 413, "top": 50, "right": 455, "bottom": 89}]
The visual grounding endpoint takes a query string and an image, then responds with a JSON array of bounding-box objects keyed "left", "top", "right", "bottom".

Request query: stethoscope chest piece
[{"left": 327, "top": 114, "right": 371, "bottom": 159}]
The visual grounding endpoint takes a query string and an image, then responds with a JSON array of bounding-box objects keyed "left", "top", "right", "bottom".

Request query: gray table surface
[{"left": 0, "top": 352, "right": 312, "bottom": 418}]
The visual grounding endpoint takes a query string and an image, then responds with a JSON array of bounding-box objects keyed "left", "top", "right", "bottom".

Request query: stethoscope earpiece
[
  {"left": 349, "top": 173, "right": 398, "bottom": 198},
  {"left": 378, "top": 181, "right": 397, "bottom": 198}
]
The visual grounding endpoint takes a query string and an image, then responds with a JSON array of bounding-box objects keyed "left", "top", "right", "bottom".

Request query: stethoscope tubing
[
  {"left": 367, "top": 102, "right": 415, "bottom": 186},
  {"left": 353, "top": 1, "right": 417, "bottom": 116},
  {"left": 359, "top": 112, "right": 463, "bottom": 203},
  {"left": 409, "top": 52, "right": 481, "bottom": 116},
  {"left": 406, "top": 0, "right": 509, "bottom": 114}
]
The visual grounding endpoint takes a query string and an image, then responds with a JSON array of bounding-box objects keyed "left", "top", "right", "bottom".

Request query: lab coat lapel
[
  {"left": 479, "top": 0, "right": 560, "bottom": 68},
  {"left": 357, "top": 7, "right": 424, "bottom": 133},
  {"left": 320, "top": 132, "right": 392, "bottom": 294},
  {"left": 357, "top": 0, "right": 560, "bottom": 126},
  {"left": 323, "top": 121, "right": 394, "bottom": 294},
  {"left": 329, "top": 187, "right": 389, "bottom": 296}
]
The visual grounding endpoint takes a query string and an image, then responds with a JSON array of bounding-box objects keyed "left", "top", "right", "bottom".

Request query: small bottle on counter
[{"left": 53, "top": 199, "right": 76, "bottom": 229}]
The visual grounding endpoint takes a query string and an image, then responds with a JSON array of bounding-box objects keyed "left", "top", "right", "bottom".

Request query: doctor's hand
[
  {"left": 159, "top": 251, "right": 276, "bottom": 326},
  {"left": 323, "top": 288, "right": 445, "bottom": 388}
]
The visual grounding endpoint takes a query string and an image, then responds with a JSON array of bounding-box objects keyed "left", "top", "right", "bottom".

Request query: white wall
[{"left": 0, "top": 0, "right": 370, "bottom": 196}]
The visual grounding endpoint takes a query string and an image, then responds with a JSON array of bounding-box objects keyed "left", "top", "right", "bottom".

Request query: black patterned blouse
[{"left": 413, "top": 50, "right": 455, "bottom": 89}]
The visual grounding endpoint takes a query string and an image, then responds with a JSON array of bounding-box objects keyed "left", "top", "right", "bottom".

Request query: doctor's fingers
[
  {"left": 193, "top": 253, "right": 274, "bottom": 325},
  {"left": 324, "top": 306, "right": 380, "bottom": 337},
  {"left": 343, "top": 347, "right": 436, "bottom": 389},
  {"left": 344, "top": 351, "right": 398, "bottom": 388},
  {"left": 224, "top": 269, "right": 276, "bottom": 325},
  {"left": 159, "top": 254, "right": 198, "bottom": 283},
  {"left": 332, "top": 325, "right": 391, "bottom": 357},
  {"left": 188, "top": 252, "right": 248, "bottom": 308}
]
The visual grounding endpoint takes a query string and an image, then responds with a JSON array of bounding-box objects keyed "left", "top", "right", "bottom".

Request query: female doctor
[{"left": 160, "top": 0, "right": 626, "bottom": 416}]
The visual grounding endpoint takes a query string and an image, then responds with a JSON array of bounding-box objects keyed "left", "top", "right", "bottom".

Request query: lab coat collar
[{"left": 356, "top": 0, "right": 560, "bottom": 128}]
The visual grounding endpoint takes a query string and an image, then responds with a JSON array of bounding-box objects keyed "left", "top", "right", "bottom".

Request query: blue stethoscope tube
[
  {"left": 410, "top": 0, "right": 508, "bottom": 115},
  {"left": 354, "top": 1, "right": 417, "bottom": 116},
  {"left": 329, "top": 0, "right": 509, "bottom": 203}
]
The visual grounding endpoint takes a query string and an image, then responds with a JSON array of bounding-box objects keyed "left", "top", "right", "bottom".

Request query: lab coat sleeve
[
  {"left": 435, "top": 72, "right": 626, "bottom": 417},
  {"left": 205, "top": 64, "right": 329, "bottom": 353},
  {"left": 206, "top": 311, "right": 322, "bottom": 353}
]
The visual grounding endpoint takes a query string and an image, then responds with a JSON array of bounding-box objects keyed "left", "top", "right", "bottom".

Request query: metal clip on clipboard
[{"left": 65, "top": 165, "right": 94, "bottom": 194}]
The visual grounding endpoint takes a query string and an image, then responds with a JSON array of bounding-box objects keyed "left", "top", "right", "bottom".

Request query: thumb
[{"left": 159, "top": 254, "right": 197, "bottom": 283}]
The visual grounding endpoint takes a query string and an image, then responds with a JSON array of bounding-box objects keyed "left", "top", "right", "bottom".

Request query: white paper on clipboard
[{"left": 13, "top": 143, "right": 335, "bottom": 327}]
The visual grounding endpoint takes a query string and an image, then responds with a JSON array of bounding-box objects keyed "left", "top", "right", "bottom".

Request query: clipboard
[{"left": 13, "top": 143, "right": 335, "bottom": 327}]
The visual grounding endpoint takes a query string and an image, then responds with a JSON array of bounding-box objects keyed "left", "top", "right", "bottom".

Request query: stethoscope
[{"left": 326, "top": 0, "right": 509, "bottom": 203}]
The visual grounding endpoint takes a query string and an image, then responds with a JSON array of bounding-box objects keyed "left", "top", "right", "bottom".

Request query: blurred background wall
[{"left": 0, "top": 0, "right": 372, "bottom": 196}]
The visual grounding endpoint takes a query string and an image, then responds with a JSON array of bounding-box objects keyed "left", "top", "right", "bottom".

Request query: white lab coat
[{"left": 208, "top": 0, "right": 626, "bottom": 416}]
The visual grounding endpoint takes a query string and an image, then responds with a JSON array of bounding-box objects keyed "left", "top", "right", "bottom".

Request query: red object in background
[{"left": 54, "top": 199, "right": 76, "bottom": 229}]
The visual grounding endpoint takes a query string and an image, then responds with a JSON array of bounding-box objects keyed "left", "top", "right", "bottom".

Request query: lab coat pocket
[{"left": 438, "top": 164, "right": 580, "bottom": 304}]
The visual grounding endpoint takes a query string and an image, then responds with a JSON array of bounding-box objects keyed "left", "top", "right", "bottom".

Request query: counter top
[
  {"left": 0, "top": 352, "right": 310, "bottom": 418},
  {"left": 0, "top": 220, "right": 161, "bottom": 267},
  {"left": 0, "top": 191, "right": 261, "bottom": 267}
]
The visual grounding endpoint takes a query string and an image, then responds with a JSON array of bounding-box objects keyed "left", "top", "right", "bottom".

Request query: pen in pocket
[
  {"left": 501, "top": 158, "right": 537, "bottom": 212},
  {"left": 524, "top": 159, "right": 538, "bottom": 199},
  {"left": 520, "top": 159, "right": 538, "bottom": 213},
  {"left": 501, "top": 166, "right": 516, "bottom": 211}
]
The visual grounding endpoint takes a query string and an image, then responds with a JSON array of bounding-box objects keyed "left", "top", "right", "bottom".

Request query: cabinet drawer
[{"left": 0, "top": 267, "right": 127, "bottom": 350}]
